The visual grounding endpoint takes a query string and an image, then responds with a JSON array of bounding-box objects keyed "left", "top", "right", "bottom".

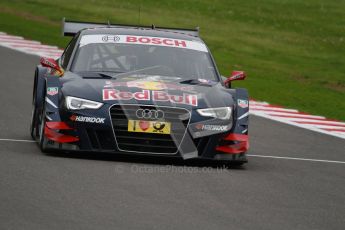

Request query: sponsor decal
[
  {"left": 103, "top": 89, "right": 151, "bottom": 101},
  {"left": 47, "top": 87, "right": 58, "bottom": 96},
  {"left": 104, "top": 80, "right": 194, "bottom": 91},
  {"left": 103, "top": 89, "right": 198, "bottom": 106},
  {"left": 102, "top": 35, "right": 120, "bottom": 42},
  {"left": 139, "top": 120, "right": 150, "bottom": 131},
  {"left": 138, "top": 121, "right": 167, "bottom": 132},
  {"left": 126, "top": 36, "right": 186, "bottom": 47},
  {"left": 128, "top": 120, "right": 171, "bottom": 134},
  {"left": 80, "top": 34, "right": 208, "bottom": 52},
  {"left": 152, "top": 122, "right": 166, "bottom": 131},
  {"left": 128, "top": 81, "right": 167, "bottom": 90},
  {"left": 70, "top": 115, "right": 105, "bottom": 124},
  {"left": 238, "top": 99, "right": 249, "bottom": 108},
  {"left": 136, "top": 109, "right": 165, "bottom": 120},
  {"left": 195, "top": 124, "right": 229, "bottom": 131},
  {"left": 40, "top": 57, "right": 58, "bottom": 69}
]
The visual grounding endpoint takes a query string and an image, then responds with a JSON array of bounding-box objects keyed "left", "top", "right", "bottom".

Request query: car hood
[{"left": 60, "top": 72, "right": 235, "bottom": 109}]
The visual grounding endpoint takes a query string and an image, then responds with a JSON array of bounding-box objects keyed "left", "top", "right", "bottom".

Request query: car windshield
[{"left": 72, "top": 40, "right": 218, "bottom": 81}]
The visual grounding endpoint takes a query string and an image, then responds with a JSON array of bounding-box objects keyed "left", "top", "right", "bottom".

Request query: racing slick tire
[
  {"left": 216, "top": 152, "right": 247, "bottom": 168},
  {"left": 227, "top": 160, "right": 245, "bottom": 167},
  {"left": 30, "top": 92, "right": 39, "bottom": 140}
]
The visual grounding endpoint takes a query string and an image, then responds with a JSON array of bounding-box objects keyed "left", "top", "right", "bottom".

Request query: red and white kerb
[{"left": 79, "top": 34, "right": 208, "bottom": 52}]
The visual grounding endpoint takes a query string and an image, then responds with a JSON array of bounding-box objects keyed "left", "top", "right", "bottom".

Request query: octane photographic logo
[
  {"left": 47, "top": 87, "right": 58, "bottom": 96},
  {"left": 238, "top": 99, "right": 249, "bottom": 108},
  {"left": 70, "top": 115, "right": 105, "bottom": 124}
]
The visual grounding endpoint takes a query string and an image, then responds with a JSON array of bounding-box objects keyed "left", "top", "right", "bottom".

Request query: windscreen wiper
[
  {"left": 179, "top": 79, "right": 199, "bottom": 84},
  {"left": 179, "top": 78, "right": 216, "bottom": 86},
  {"left": 97, "top": 73, "right": 116, "bottom": 79},
  {"left": 78, "top": 71, "right": 123, "bottom": 79}
]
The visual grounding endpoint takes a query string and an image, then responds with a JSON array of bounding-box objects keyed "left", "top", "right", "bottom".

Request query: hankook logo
[
  {"left": 70, "top": 115, "right": 105, "bottom": 124},
  {"left": 136, "top": 109, "right": 165, "bottom": 120},
  {"left": 195, "top": 124, "right": 229, "bottom": 131}
]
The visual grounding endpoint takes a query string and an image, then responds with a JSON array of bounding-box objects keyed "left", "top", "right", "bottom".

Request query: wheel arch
[
  {"left": 230, "top": 87, "right": 250, "bottom": 134},
  {"left": 34, "top": 66, "right": 48, "bottom": 109}
]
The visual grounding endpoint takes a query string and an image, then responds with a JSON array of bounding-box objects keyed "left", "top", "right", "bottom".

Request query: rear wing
[{"left": 62, "top": 18, "right": 199, "bottom": 37}]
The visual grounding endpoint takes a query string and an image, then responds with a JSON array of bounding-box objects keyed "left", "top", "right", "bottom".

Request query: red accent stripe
[
  {"left": 222, "top": 133, "right": 249, "bottom": 142},
  {"left": 216, "top": 142, "right": 248, "bottom": 154},
  {"left": 11, "top": 44, "right": 59, "bottom": 50},
  {"left": 216, "top": 134, "right": 249, "bottom": 154},
  {"left": 267, "top": 114, "right": 326, "bottom": 120},
  {"left": 44, "top": 126, "right": 79, "bottom": 143},
  {"left": 46, "top": 122, "right": 73, "bottom": 130},
  {"left": 21, "top": 47, "right": 62, "bottom": 51},
  {"left": 321, "top": 128, "right": 345, "bottom": 132},
  {"left": 250, "top": 104, "right": 284, "bottom": 109}
]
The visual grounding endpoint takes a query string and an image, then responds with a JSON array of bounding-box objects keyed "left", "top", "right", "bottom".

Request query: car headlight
[
  {"left": 197, "top": 107, "right": 232, "bottom": 120},
  {"left": 65, "top": 96, "right": 103, "bottom": 110}
]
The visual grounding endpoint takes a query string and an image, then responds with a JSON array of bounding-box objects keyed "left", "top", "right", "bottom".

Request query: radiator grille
[{"left": 110, "top": 105, "right": 190, "bottom": 154}]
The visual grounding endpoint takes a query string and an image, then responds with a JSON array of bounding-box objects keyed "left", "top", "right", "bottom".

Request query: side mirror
[
  {"left": 224, "top": 71, "right": 246, "bottom": 88},
  {"left": 40, "top": 57, "right": 64, "bottom": 76}
]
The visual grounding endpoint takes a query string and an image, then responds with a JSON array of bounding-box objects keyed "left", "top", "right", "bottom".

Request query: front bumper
[
  {"left": 43, "top": 121, "right": 248, "bottom": 163},
  {"left": 42, "top": 104, "right": 248, "bottom": 163}
]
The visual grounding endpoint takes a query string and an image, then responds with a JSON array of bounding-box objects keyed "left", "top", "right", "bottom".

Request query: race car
[{"left": 30, "top": 19, "right": 249, "bottom": 165}]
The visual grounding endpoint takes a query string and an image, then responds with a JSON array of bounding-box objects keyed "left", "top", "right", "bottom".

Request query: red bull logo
[{"left": 102, "top": 89, "right": 198, "bottom": 106}]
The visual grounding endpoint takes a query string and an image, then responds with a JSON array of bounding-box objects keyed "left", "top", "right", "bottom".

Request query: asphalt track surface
[{"left": 0, "top": 46, "right": 344, "bottom": 230}]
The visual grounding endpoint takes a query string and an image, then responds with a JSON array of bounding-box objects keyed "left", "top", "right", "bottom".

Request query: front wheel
[
  {"left": 30, "top": 95, "right": 39, "bottom": 140},
  {"left": 214, "top": 152, "right": 247, "bottom": 168}
]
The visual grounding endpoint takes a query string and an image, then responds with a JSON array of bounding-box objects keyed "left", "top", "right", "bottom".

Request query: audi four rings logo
[
  {"left": 136, "top": 109, "right": 165, "bottom": 119},
  {"left": 102, "top": 35, "right": 120, "bottom": 42}
]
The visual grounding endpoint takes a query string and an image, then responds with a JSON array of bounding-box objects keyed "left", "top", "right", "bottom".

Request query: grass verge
[{"left": 0, "top": 0, "right": 344, "bottom": 120}]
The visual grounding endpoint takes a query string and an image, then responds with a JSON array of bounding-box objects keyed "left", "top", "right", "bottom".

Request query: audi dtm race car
[{"left": 30, "top": 19, "right": 250, "bottom": 165}]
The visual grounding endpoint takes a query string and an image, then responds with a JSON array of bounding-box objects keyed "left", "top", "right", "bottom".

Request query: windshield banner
[{"left": 80, "top": 34, "right": 208, "bottom": 52}]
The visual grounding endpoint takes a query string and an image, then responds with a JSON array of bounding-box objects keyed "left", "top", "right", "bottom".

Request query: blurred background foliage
[{"left": 0, "top": 0, "right": 344, "bottom": 119}]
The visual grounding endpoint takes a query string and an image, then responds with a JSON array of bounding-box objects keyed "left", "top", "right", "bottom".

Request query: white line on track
[
  {"left": 0, "top": 138, "right": 343, "bottom": 164},
  {"left": 248, "top": 154, "right": 345, "bottom": 164},
  {"left": 0, "top": 138, "right": 36, "bottom": 143}
]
